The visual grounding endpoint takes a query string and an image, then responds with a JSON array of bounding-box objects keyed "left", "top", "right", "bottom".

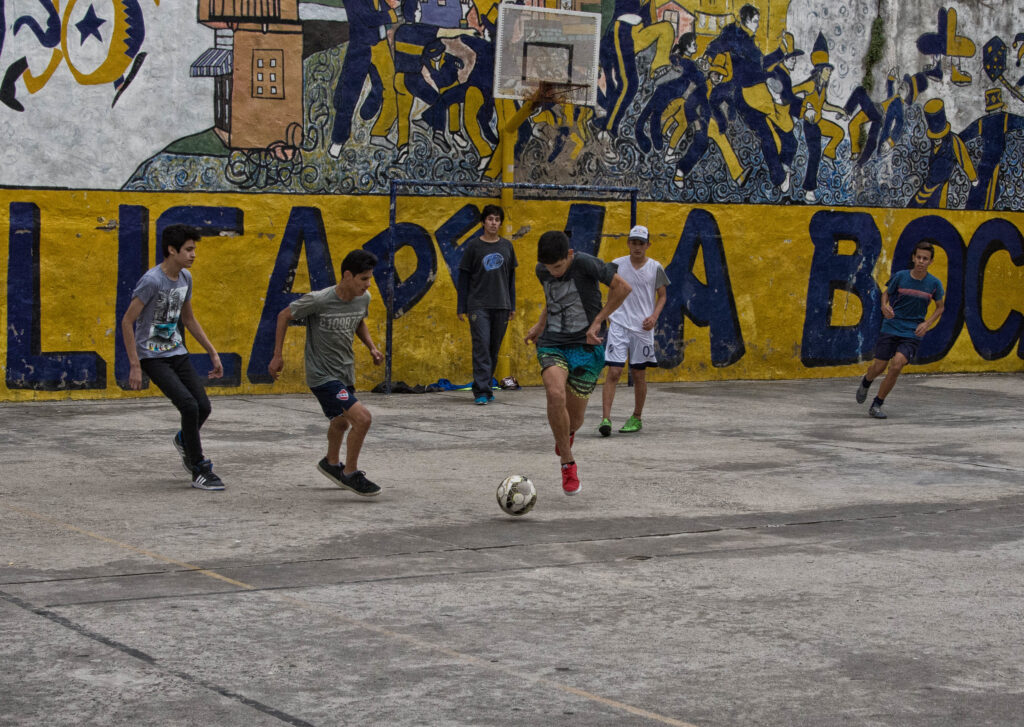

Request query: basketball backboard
[{"left": 494, "top": 3, "right": 601, "bottom": 106}]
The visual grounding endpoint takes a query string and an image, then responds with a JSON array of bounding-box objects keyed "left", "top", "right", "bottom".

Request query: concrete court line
[{"left": 4, "top": 503, "right": 700, "bottom": 727}]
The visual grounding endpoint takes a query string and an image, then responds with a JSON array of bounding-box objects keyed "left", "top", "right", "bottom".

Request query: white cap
[{"left": 628, "top": 224, "right": 649, "bottom": 241}]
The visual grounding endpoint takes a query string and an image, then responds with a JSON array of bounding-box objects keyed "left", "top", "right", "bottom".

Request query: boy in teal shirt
[{"left": 856, "top": 241, "right": 945, "bottom": 419}]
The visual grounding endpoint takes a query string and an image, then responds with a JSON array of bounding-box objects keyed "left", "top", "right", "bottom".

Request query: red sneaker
[
  {"left": 555, "top": 431, "right": 575, "bottom": 456},
  {"left": 561, "top": 462, "right": 581, "bottom": 496}
]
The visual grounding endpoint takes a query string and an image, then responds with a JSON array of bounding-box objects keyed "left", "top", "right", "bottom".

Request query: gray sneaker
[
  {"left": 855, "top": 381, "right": 870, "bottom": 404},
  {"left": 868, "top": 403, "right": 887, "bottom": 419}
]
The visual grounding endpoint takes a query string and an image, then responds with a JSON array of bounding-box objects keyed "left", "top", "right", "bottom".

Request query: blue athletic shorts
[
  {"left": 873, "top": 333, "right": 919, "bottom": 363},
  {"left": 536, "top": 344, "right": 606, "bottom": 398},
  {"left": 311, "top": 381, "right": 359, "bottom": 418}
]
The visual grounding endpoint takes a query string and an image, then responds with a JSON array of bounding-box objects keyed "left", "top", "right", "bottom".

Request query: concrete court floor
[{"left": 1, "top": 373, "right": 1023, "bottom": 727}]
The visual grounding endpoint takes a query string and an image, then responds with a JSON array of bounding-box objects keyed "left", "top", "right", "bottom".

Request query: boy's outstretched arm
[
  {"left": 121, "top": 298, "right": 146, "bottom": 390},
  {"left": 525, "top": 307, "right": 547, "bottom": 345},
  {"left": 880, "top": 290, "right": 894, "bottom": 319},
  {"left": 586, "top": 274, "right": 632, "bottom": 344},
  {"left": 356, "top": 320, "right": 384, "bottom": 365},
  {"left": 268, "top": 307, "right": 294, "bottom": 380},
  {"left": 643, "top": 284, "right": 668, "bottom": 331},
  {"left": 915, "top": 298, "right": 945, "bottom": 338},
  {"left": 181, "top": 300, "right": 223, "bottom": 379}
]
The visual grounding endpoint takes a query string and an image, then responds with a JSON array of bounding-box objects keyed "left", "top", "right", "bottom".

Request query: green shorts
[{"left": 536, "top": 344, "right": 606, "bottom": 398}]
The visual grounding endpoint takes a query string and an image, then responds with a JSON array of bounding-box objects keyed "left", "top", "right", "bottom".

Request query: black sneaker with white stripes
[
  {"left": 190, "top": 458, "right": 225, "bottom": 491},
  {"left": 172, "top": 431, "right": 190, "bottom": 474}
]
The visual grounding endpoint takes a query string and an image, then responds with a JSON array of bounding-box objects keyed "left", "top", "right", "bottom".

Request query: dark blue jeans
[
  {"left": 468, "top": 309, "right": 510, "bottom": 397},
  {"left": 140, "top": 354, "right": 211, "bottom": 467}
]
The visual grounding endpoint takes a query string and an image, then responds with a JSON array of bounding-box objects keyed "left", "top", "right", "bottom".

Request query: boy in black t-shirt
[{"left": 457, "top": 204, "right": 517, "bottom": 405}]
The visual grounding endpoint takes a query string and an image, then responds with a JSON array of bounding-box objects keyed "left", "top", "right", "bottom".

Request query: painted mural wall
[{"left": 1, "top": 0, "right": 1022, "bottom": 399}]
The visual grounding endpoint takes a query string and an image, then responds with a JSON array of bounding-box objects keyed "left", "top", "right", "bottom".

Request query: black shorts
[
  {"left": 311, "top": 381, "right": 359, "bottom": 418},
  {"left": 873, "top": 333, "right": 919, "bottom": 363}
]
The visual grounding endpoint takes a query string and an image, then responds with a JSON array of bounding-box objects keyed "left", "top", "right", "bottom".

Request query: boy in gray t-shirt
[
  {"left": 269, "top": 250, "right": 384, "bottom": 496},
  {"left": 121, "top": 224, "right": 225, "bottom": 491}
]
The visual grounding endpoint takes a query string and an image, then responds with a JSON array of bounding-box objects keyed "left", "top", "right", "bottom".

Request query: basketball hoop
[{"left": 531, "top": 81, "right": 591, "bottom": 106}]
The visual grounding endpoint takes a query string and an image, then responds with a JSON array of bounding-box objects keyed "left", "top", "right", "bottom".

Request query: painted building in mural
[{"left": 0, "top": 0, "right": 1022, "bottom": 398}]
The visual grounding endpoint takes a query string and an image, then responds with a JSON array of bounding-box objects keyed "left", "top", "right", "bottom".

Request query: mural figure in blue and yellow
[
  {"left": 842, "top": 68, "right": 916, "bottom": 167},
  {"left": 959, "top": 87, "right": 1024, "bottom": 210},
  {"left": 419, "top": 39, "right": 466, "bottom": 154},
  {"left": 327, "top": 0, "right": 400, "bottom": 158},
  {"left": 763, "top": 32, "right": 803, "bottom": 181},
  {"left": 909, "top": 98, "right": 978, "bottom": 208},
  {"left": 1, "top": 0, "right": 149, "bottom": 111},
  {"left": 706, "top": 4, "right": 791, "bottom": 192},
  {"left": 597, "top": 0, "right": 678, "bottom": 139},
  {"left": 916, "top": 6, "right": 976, "bottom": 87},
  {"left": 635, "top": 33, "right": 698, "bottom": 157},
  {"left": 791, "top": 33, "right": 846, "bottom": 204}
]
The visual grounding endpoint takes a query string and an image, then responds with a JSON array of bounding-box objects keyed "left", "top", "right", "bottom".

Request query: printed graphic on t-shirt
[
  {"left": 482, "top": 252, "right": 505, "bottom": 271},
  {"left": 543, "top": 278, "right": 588, "bottom": 333},
  {"left": 145, "top": 288, "right": 187, "bottom": 353},
  {"left": 317, "top": 313, "right": 363, "bottom": 335}
]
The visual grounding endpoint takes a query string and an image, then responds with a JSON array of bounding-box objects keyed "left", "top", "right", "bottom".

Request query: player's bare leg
[
  {"left": 543, "top": 365, "right": 585, "bottom": 495},
  {"left": 876, "top": 352, "right": 908, "bottom": 402},
  {"left": 341, "top": 402, "right": 372, "bottom": 475},
  {"left": 601, "top": 365, "right": 624, "bottom": 421},
  {"left": 862, "top": 357, "right": 889, "bottom": 385},
  {"left": 631, "top": 367, "right": 648, "bottom": 418},
  {"left": 542, "top": 365, "right": 573, "bottom": 463},
  {"left": 319, "top": 404, "right": 379, "bottom": 496},
  {"left": 566, "top": 390, "right": 588, "bottom": 446},
  {"left": 326, "top": 415, "right": 349, "bottom": 466}
]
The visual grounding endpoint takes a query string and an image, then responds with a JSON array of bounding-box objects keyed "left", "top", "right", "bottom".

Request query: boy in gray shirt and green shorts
[
  {"left": 524, "top": 231, "right": 632, "bottom": 496},
  {"left": 268, "top": 250, "right": 385, "bottom": 495}
]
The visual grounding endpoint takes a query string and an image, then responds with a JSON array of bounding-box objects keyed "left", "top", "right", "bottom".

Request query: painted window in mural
[{"left": 252, "top": 50, "right": 286, "bottom": 99}]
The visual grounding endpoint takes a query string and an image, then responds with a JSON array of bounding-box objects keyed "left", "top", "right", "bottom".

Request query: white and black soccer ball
[{"left": 496, "top": 475, "right": 537, "bottom": 516}]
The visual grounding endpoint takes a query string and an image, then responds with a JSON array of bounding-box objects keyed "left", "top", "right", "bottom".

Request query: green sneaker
[
  {"left": 598, "top": 418, "right": 612, "bottom": 437},
  {"left": 619, "top": 415, "right": 642, "bottom": 433}
]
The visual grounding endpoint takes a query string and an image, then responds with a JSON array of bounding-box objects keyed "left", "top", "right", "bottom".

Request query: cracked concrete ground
[{"left": 2, "top": 373, "right": 1023, "bottom": 726}]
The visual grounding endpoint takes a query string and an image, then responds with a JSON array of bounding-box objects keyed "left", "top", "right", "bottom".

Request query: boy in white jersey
[{"left": 598, "top": 225, "right": 669, "bottom": 435}]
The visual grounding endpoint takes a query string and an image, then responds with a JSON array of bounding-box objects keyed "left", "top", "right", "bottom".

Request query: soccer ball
[{"left": 496, "top": 475, "right": 537, "bottom": 516}]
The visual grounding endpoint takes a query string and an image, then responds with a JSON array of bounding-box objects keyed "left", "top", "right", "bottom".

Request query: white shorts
[{"left": 604, "top": 321, "right": 657, "bottom": 369}]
